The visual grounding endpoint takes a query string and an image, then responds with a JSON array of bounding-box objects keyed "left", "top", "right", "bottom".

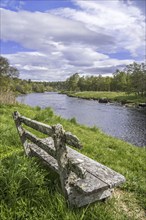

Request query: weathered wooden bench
[{"left": 13, "top": 111, "right": 126, "bottom": 207}]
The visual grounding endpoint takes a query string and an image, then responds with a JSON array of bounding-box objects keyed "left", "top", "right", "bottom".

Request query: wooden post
[
  {"left": 13, "top": 111, "right": 31, "bottom": 156},
  {"left": 52, "top": 124, "right": 69, "bottom": 198}
]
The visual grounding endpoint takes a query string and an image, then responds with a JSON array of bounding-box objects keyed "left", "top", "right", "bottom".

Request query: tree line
[
  {"left": 0, "top": 56, "right": 52, "bottom": 94},
  {"left": 62, "top": 62, "right": 146, "bottom": 96},
  {"left": 0, "top": 56, "right": 146, "bottom": 96}
]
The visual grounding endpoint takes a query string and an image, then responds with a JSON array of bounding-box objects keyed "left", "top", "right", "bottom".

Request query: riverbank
[
  {"left": 0, "top": 103, "right": 146, "bottom": 220},
  {"left": 64, "top": 91, "right": 146, "bottom": 107}
]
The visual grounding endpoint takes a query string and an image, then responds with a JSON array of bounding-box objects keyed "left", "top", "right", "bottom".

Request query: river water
[{"left": 17, "top": 92, "right": 146, "bottom": 147}]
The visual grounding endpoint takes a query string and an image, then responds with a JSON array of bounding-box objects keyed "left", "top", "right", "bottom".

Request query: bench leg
[{"left": 13, "top": 111, "right": 31, "bottom": 156}]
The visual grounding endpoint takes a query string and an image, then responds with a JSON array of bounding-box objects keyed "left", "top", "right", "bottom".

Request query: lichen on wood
[{"left": 13, "top": 111, "right": 126, "bottom": 208}]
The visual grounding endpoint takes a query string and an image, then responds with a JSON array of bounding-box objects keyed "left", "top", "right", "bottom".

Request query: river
[{"left": 17, "top": 92, "right": 146, "bottom": 147}]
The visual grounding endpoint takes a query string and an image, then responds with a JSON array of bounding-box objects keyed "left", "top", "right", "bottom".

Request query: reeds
[{"left": 0, "top": 90, "right": 16, "bottom": 104}]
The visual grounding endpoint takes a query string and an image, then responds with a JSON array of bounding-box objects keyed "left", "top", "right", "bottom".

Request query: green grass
[
  {"left": 66, "top": 91, "right": 146, "bottom": 105},
  {"left": 0, "top": 103, "right": 146, "bottom": 220}
]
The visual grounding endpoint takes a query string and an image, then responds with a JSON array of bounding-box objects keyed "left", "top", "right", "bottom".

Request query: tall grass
[
  {"left": 0, "top": 104, "right": 146, "bottom": 220},
  {"left": 0, "top": 90, "right": 16, "bottom": 104}
]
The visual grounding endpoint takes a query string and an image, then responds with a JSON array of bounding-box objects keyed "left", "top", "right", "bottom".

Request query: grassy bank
[
  {"left": 65, "top": 91, "right": 146, "bottom": 105},
  {"left": 0, "top": 103, "right": 146, "bottom": 220}
]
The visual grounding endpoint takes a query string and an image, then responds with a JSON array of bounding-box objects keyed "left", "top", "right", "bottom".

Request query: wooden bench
[{"left": 13, "top": 111, "right": 126, "bottom": 207}]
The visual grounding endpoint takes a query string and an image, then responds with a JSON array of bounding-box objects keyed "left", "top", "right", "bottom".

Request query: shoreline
[{"left": 63, "top": 91, "right": 146, "bottom": 109}]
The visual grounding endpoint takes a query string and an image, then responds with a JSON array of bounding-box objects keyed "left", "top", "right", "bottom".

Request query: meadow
[
  {"left": 66, "top": 91, "right": 146, "bottom": 105},
  {"left": 0, "top": 102, "right": 146, "bottom": 220}
]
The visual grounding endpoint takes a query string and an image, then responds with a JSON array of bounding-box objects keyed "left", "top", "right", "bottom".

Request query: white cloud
[
  {"left": 1, "top": 8, "right": 114, "bottom": 52},
  {"left": 52, "top": 0, "right": 145, "bottom": 56},
  {"left": 4, "top": 50, "right": 134, "bottom": 81},
  {"left": 0, "top": 0, "right": 145, "bottom": 81}
]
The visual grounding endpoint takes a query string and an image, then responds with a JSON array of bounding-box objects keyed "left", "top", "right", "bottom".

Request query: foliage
[
  {"left": 1, "top": 56, "right": 145, "bottom": 98},
  {"left": 61, "top": 63, "right": 146, "bottom": 97},
  {"left": 0, "top": 56, "right": 54, "bottom": 94},
  {"left": 125, "top": 62, "right": 146, "bottom": 96},
  {"left": 0, "top": 104, "right": 146, "bottom": 220},
  {"left": 65, "top": 73, "right": 80, "bottom": 91},
  {"left": 0, "top": 56, "right": 20, "bottom": 92},
  {"left": 0, "top": 56, "right": 19, "bottom": 78}
]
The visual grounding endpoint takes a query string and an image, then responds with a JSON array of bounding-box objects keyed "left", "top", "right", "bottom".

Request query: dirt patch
[{"left": 113, "top": 189, "right": 146, "bottom": 220}]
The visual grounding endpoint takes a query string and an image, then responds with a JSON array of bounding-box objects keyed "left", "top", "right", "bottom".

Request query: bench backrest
[
  {"left": 13, "top": 111, "right": 84, "bottom": 197},
  {"left": 13, "top": 111, "right": 126, "bottom": 207}
]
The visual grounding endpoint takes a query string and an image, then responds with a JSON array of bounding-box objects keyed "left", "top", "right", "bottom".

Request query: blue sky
[{"left": 0, "top": 0, "right": 145, "bottom": 81}]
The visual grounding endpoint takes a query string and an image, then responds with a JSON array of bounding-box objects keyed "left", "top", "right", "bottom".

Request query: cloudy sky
[{"left": 0, "top": 0, "right": 145, "bottom": 81}]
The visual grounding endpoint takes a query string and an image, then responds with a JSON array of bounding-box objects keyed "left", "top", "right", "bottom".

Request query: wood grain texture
[{"left": 13, "top": 111, "right": 126, "bottom": 207}]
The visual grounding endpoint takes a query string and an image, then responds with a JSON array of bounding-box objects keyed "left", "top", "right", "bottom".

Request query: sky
[{"left": 0, "top": 0, "right": 146, "bottom": 81}]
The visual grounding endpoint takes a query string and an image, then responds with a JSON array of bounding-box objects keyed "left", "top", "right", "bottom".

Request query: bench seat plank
[
  {"left": 74, "top": 173, "right": 108, "bottom": 194},
  {"left": 26, "top": 142, "right": 113, "bottom": 207},
  {"left": 29, "top": 138, "right": 125, "bottom": 194},
  {"left": 67, "top": 147, "right": 125, "bottom": 188},
  {"left": 29, "top": 142, "right": 109, "bottom": 196},
  {"left": 39, "top": 138, "right": 125, "bottom": 188},
  {"left": 67, "top": 184, "right": 112, "bottom": 207}
]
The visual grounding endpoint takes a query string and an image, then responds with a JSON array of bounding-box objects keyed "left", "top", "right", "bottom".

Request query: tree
[
  {"left": 77, "top": 76, "right": 88, "bottom": 91},
  {"left": 125, "top": 62, "right": 146, "bottom": 96},
  {"left": 0, "top": 56, "right": 9, "bottom": 77},
  {"left": 103, "top": 77, "right": 111, "bottom": 91},
  {"left": 8, "top": 66, "right": 19, "bottom": 78},
  {"left": 110, "top": 62, "right": 146, "bottom": 95},
  {"left": 0, "top": 56, "right": 19, "bottom": 91},
  {"left": 112, "top": 70, "right": 127, "bottom": 91},
  {"left": 0, "top": 56, "right": 19, "bottom": 78},
  {"left": 65, "top": 73, "right": 80, "bottom": 91}
]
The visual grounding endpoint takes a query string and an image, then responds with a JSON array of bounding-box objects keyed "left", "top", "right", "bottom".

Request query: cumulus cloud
[
  {"left": 5, "top": 51, "right": 69, "bottom": 81},
  {"left": 4, "top": 50, "right": 134, "bottom": 81},
  {"left": 0, "top": 0, "right": 145, "bottom": 81},
  {"left": 52, "top": 0, "right": 145, "bottom": 56},
  {"left": 1, "top": 8, "right": 114, "bottom": 51}
]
